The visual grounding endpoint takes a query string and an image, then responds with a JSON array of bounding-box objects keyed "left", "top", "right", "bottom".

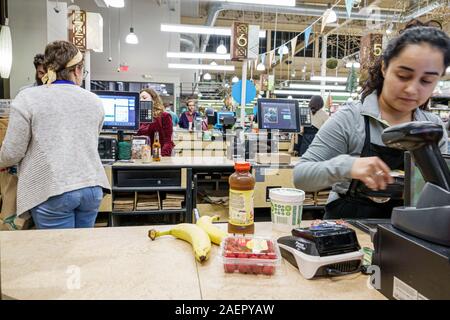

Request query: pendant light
[
  {"left": 216, "top": 39, "right": 227, "bottom": 55},
  {"left": 203, "top": 72, "right": 212, "bottom": 81},
  {"left": 256, "top": 62, "right": 266, "bottom": 71},
  {"left": 105, "top": 0, "right": 125, "bottom": 8},
  {"left": 0, "top": 19, "right": 12, "bottom": 79},
  {"left": 324, "top": 4, "right": 337, "bottom": 24},
  {"left": 125, "top": 0, "right": 138, "bottom": 44}
]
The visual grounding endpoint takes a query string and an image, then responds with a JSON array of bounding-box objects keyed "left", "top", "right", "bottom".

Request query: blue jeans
[{"left": 31, "top": 186, "right": 103, "bottom": 229}]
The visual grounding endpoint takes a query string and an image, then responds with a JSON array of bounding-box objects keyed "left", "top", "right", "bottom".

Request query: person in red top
[{"left": 137, "top": 88, "right": 175, "bottom": 157}]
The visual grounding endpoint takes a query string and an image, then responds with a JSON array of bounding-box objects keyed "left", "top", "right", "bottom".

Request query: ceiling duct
[{"left": 180, "top": 34, "right": 197, "bottom": 53}]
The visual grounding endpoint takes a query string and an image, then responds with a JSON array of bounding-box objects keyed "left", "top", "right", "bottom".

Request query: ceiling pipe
[
  {"left": 180, "top": 34, "right": 197, "bottom": 52},
  {"left": 400, "top": 0, "right": 444, "bottom": 23}
]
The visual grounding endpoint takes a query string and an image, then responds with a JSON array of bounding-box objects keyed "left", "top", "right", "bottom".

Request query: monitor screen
[
  {"left": 93, "top": 91, "right": 140, "bottom": 131},
  {"left": 257, "top": 98, "right": 300, "bottom": 132},
  {"left": 216, "top": 111, "right": 235, "bottom": 128},
  {"left": 405, "top": 152, "right": 450, "bottom": 206}
]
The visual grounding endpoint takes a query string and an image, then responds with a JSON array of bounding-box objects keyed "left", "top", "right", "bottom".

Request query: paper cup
[{"left": 269, "top": 188, "right": 305, "bottom": 233}]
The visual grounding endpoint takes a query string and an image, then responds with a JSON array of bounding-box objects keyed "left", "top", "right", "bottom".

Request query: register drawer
[{"left": 116, "top": 169, "right": 181, "bottom": 187}]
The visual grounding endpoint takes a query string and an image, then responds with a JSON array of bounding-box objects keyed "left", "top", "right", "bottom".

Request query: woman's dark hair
[
  {"left": 33, "top": 54, "right": 45, "bottom": 69},
  {"left": 44, "top": 41, "right": 84, "bottom": 81},
  {"left": 360, "top": 21, "right": 450, "bottom": 110},
  {"left": 309, "top": 95, "right": 324, "bottom": 115}
]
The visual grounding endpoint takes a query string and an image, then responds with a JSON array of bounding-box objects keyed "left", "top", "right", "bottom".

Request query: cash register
[{"left": 370, "top": 121, "right": 450, "bottom": 300}]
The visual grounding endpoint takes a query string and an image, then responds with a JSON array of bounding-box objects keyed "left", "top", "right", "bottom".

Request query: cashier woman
[
  {"left": 294, "top": 22, "right": 450, "bottom": 220},
  {"left": 137, "top": 88, "right": 175, "bottom": 156}
]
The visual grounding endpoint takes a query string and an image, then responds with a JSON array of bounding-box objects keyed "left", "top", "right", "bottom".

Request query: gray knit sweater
[
  {"left": 293, "top": 92, "right": 448, "bottom": 205},
  {"left": 0, "top": 84, "right": 111, "bottom": 216}
]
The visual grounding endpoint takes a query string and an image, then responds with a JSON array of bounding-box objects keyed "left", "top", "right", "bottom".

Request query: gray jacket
[{"left": 293, "top": 92, "right": 448, "bottom": 204}]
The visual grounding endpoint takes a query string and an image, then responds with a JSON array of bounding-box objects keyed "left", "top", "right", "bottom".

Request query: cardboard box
[{"left": 373, "top": 224, "right": 450, "bottom": 300}]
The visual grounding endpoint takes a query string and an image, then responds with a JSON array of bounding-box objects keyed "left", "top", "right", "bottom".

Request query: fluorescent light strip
[
  {"left": 275, "top": 90, "right": 357, "bottom": 97},
  {"left": 289, "top": 84, "right": 347, "bottom": 91},
  {"left": 167, "top": 52, "right": 231, "bottom": 60},
  {"left": 168, "top": 63, "right": 235, "bottom": 71},
  {"left": 221, "top": 0, "right": 295, "bottom": 6},
  {"left": 161, "top": 24, "right": 266, "bottom": 38},
  {"left": 310, "top": 76, "right": 348, "bottom": 83}
]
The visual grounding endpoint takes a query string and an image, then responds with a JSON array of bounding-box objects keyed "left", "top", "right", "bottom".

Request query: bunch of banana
[
  {"left": 148, "top": 224, "right": 211, "bottom": 262},
  {"left": 196, "top": 215, "right": 228, "bottom": 246}
]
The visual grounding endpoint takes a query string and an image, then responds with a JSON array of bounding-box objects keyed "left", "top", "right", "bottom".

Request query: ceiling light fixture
[
  {"left": 125, "top": 27, "right": 138, "bottom": 44},
  {"left": 256, "top": 62, "right": 266, "bottom": 71},
  {"left": 125, "top": 0, "right": 138, "bottom": 44},
  {"left": 105, "top": 0, "right": 125, "bottom": 8},
  {"left": 221, "top": 0, "right": 295, "bottom": 6},
  {"left": 289, "top": 84, "right": 347, "bottom": 90},
  {"left": 203, "top": 73, "right": 212, "bottom": 81},
  {"left": 275, "top": 89, "right": 357, "bottom": 97},
  {"left": 168, "top": 63, "right": 235, "bottom": 71},
  {"left": 324, "top": 4, "right": 337, "bottom": 24},
  {"left": 216, "top": 40, "right": 227, "bottom": 55},
  {"left": 161, "top": 24, "right": 266, "bottom": 38},
  {"left": 0, "top": 19, "right": 12, "bottom": 79},
  {"left": 310, "top": 76, "right": 348, "bottom": 83},
  {"left": 277, "top": 44, "right": 289, "bottom": 56},
  {"left": 166, "top": 52, "right": 231, "bottom": 60}
]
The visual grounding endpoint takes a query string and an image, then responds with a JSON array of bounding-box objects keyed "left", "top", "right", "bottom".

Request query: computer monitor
[
  {"left": 257, "top": 98, "right": 300, "bottom": 132},
  {"left": 405, "top": 152, "right": 450, "bottom": 206},
  {"left": 93, "top": 91, "right": 140, "bottom": 131},
  {"left": 216, "top": 111, "right": 235, "bottom": 128}
]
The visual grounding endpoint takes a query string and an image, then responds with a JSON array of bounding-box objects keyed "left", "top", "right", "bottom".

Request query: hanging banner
[
  {"left": 231, "top": 22, "right": 249, "bottom": 61},
  {"left": 268, "top": 74, "right": 275, "bottom": 92},
  {"left": 269, "top": 50, "right": 275, "bottom": 67},
  {"left": 290, "top": 36, "right": 298, "bottom": 58},
  {"left": 248, "top": 25, "right": 260, "bottom": 60},
  {"left": 304, "top": 25, "right": 312, "bottom": 49},
  {"left": 260, "top": 74, "right": 269, "bottom": 91},
  {"left": 345, "top": 0, "right": 354, "bottom": 18},
  {"left": 69, "top": 10, "right": 87, "bottom": 50}
]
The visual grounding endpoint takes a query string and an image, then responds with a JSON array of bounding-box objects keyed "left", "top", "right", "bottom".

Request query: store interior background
[{"left": 1, "top": 0, "right": 449, "bottom": 114}]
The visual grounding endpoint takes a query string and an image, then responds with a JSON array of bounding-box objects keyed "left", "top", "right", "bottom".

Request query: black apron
[
  {"left": 299, "top": 126, "right": 319, "bottom": 156},
  {"left": 324, "top": 116, "right": 404, "bottom": 219}
]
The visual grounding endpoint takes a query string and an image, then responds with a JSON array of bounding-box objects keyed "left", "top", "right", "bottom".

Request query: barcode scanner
[
  {"left": 382, "top": 121, "right": 450, "bottom": 191},
  {"left": 381, "top": 121, "right": 450, "bottom": 246}
]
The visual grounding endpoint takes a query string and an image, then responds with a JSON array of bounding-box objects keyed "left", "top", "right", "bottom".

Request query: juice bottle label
[
  {"left": 153, "top": 147, "right": 160, "bottom": 159},
  {"left": 229, "top": 189, "right": 254, "bottom": 226}
]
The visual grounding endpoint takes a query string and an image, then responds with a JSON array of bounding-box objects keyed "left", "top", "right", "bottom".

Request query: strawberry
[
  {"left": 262, "top": 266, "right": 275, "bottom": 275},
  {"left": 238, "top": 264, "right": 249, "bottom": 274},
  {"left": 224, "top": 264, "right": 235, "bottom": 273}
]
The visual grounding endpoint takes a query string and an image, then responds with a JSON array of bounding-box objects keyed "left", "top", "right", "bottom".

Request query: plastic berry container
[{"left": 219, "top": 236, "right": 281, "bottom": 275}]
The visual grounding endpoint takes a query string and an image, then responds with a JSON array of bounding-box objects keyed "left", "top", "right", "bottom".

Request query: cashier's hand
[{"left": 351, "top": 157, "right": 394, "bottom": 191}]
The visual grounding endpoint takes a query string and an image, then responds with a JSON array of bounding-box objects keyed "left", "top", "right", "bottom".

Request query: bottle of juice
[
  {"left": 228, "top": 161, "right": 255, "bottom": 234},
  {"left": 152, "top": 131, "right": 161, "bottom": 162}
]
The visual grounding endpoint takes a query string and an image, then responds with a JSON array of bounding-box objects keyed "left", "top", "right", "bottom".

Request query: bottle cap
[{"left": 234, "top": 161, "right": 251, "bottom": 171}]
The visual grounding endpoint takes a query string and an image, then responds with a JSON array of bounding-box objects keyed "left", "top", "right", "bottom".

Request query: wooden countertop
[{"left": 0, "top": 222, "right": 385, "bottom": 300}]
